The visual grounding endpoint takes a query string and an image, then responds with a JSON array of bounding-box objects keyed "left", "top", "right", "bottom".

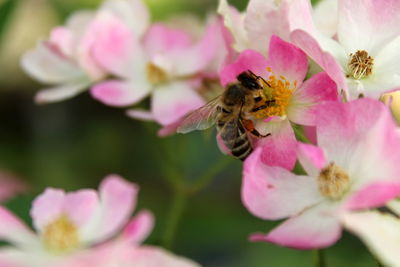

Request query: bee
[{"left": 177, "top": 71, "right": 274, "bottom": 161}]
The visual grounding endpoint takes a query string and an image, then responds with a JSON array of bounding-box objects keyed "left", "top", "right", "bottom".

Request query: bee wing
[{"left": 177, "top": 96, "right": 222, "bottom": 134}]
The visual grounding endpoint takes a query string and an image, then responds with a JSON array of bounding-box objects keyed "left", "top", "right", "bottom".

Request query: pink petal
[
  {"left": 0, "top": 206, "right": 36, "bottom": 247},
  {"left": 143, "top": 24, "right": 192, "bottom": 57},
  {"left": 21, "top": 42, "right": 84, "bottom": 84},
  {"left": 151, "top": 82, "right": 205, "bottom": 126},
  {"left": 34, "top": 80, "right": 91, "bottom": 104},
  {"left": 91, "top": 14, "right": 141, "bottom": 78},
  {"left": 219, "top": 49, "right": 269, "bottom": 86},
  {"left": 63, "top": 190, "right": 99, "bottom": 228},
  {"left": 242, "top": 148, "right": 323, "bottom": 220},
  {"left": 91, "top": 80, "right": 151, "bottom": 107},
  {"left": 89, "top": 174, "right": 138, "bottom": 242},
  {"left": 99, "top": 0, "right": 150, "bottom": 37},
  {"left": 50, "top": 27, "right": 74, "bottom": 58},
  {"left": 0, "top": 172, "right": 28, "bottom": 203},
  {"left": 338, "top": 0, "right": 400, "bottom": 55},
  {"left": 171, "top": 21, "right": 221, "bottom": 76},
  {"left": 121, "top": 210, "right": 154, "bottom": 244},
  {"left": 267, "top": 35, "right": 308, "bottom": 85},
  {"left": 158, "top": 119, "right": 182, "bottom": 137},
  {"left": 253, "top": 119, "right": 297, "bottom": 170},
  {"left": 345, "top": 182, "right": 400, "bottom": 211},
  {"left": 297, "top": 143, "right": 327, "bottom": 177},
  {"left": 126, "top": 109, "right": 155, "bottom": 121},
  {"left": 290, "top": 30, "right": 348, "bottom": 96},
  {"left": 124, "top": 246, "right": 200, "bottom": 267},
  {"left": 251, "top": 203, "right": 342, "bottom": 249},
  {"left": 30, "top": 188, "right": 65, "bottom": 232},
  {"left": 287, "top": 72, "right": 338, "bottom": 126}
]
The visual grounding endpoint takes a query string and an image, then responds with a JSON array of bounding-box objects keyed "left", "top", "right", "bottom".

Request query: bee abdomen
[{"left": 231, "top": 137, "right": 252, "bottom": 161}]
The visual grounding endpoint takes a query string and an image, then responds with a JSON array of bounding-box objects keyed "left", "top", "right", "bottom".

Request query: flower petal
[
  {"left": 0, "top": 206, "right": 37, "bottom": 247},
  {"left": 242, "top": 148, "right": 322, "bottom": 220},
  {"left": 267, "top": 35, "right": 308, "bottom": 85},
  {"left": 151, "top": 82, "right": 205, "bottom": 126},
  {"left": 30, "top": 188, "right": 65, "bottom": 232},
  {"left": 143, "top": 24, "right": 192, "bottom": 57},
  {"left": 99, "top": 0, "right": 150, "bottom": 37},
  {"left": 297, "top": 143, "right": 327, "bottom": 177},
  {"left": 91, "top": 80, "right": 151, "bottom": 107},
  {"left": 345, "top": 182, "right": 400, "bottom": 210},
  {"left": 250, "top": 203, "right": 342, "bottom": 249},
  {"left": 124, "top": 246, "right": 200, "bottom": 267},
  {"left": 337, "top": 0, "right": 400, "bottom": 55},
  {"left": 21, "top": 42, "right": 84, "bottom": 84},
  {"left": 81, "top": 175, "right": 138, "bottom": 243},
  {"left": 63, "top": 190, "right": 99, "bottom": 228},
  {"left": 121, "top": 210, "right": 154, "bottom": 244},
  {"left": 287, "top": 72, "right": 338, "bottom": 126},
  {"left": 34, "top": 79, "right": 91, "bottom": 104},
  {"left": 126, "top": 109, "right": 155, "bottom": 121},
  {"left": 171, "top": 21, "right": 221, "bottom": 76},
  {"left": 219, "top": 49, "right": 268, "bottom": 86},
  {"left": 341, "top": 211, "right": 400, "bottom": 267},
  {"left": 91, "top": 14, "right": 142, "bottom": 78},
  {"left": 313, "top": 0, "right": 338, "bottom": 37},
  {"left": 290, "top": 30, "right": 348, "bottom": 95},
  {"left": 253, "top": 119, "right": 297, "bottom": 170}
]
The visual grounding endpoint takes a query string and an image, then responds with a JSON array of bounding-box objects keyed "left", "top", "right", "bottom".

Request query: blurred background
[{"left": 0, "top": 0, "right": 378, "bottom": 266}]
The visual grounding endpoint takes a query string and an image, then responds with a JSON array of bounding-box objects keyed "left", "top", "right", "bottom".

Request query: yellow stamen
[
  {"left": 318, "top": 162, "right": 350, "bottom": 200},
  {"left": 42, "top": 215, "right": 79, "bottom": 254},
  {"left": 146, "top": 63, "right": 168, "bottom": 85},
  {"left": 253, "top": 70, "right": 295, "bottom": 119}
]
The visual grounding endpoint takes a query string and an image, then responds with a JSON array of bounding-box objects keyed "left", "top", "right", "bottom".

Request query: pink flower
[
  {"left": 21, "top": 0, "right": 149, "bottom": 104},
  {"left": 0, "top": 175, "right": 198, "bottom": 266},
  {"left": 242, "top": 98, "right": 400, "bottom": 249},
  {"left": 219, "top": 35, "right": 337, "bottom": 169},
  {"left": 91, "top": 17, "right": 221, "bottom": 126},
  {"left": 217, "top": 0, "right": 314, "bottom": 56},
  {"left": 0, "top": 171, "right": 28, "bottom": 202},
  {"left": 291, "top": 0, "right": 400, "bottom": 99}
]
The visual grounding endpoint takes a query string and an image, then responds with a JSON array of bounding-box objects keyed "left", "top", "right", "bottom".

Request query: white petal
[{"left": 34, "top": 79, "right": 91, "bottom": 104}]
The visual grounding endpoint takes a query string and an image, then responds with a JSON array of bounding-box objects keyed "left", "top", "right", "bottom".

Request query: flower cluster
[
  {"left": 20, "top": 0, "right": 400, "bottom": 265},
  {"left": 0, "top": 175, "right": 199, "bottom": 267}
]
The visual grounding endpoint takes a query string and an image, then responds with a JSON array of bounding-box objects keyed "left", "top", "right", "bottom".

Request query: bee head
[{"left": 237, "top": 71, "right": 260, "bottom": 90}]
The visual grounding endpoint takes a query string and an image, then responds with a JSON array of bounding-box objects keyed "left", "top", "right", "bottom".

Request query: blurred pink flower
[
  {"left": 0, "top": 171, "right": 28, "bottom": 202},
  {"left": 219, "top": 35, "right": 337, "bottom": 169},
  {"left": 21, "top": 0, "right": 149, "bottom": 104},
  {"left": 291, "top": 0, "right": 400, "bottom": 99},
  {"left": 91, "top": 17, "right": 221, "bottom": 126},
  {"left": 0, "top": 175, "right": 198, "bottom": 267},
  {"left": 242, "top": 98, "right": 400, "bottom": 249},
  {"left": 217, "top": 0, "right": 314, "bottom": 56}
]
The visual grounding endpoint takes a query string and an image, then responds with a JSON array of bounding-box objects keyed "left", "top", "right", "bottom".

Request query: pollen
[
  {"left": 253, "top": 70, "right": 294, "bottom": 119},
  {"left": 146, "top": 63, "right": 168, "bottom": 85},
  {"left": 318, "top": 162, "right": 350, "bottom": 200},
  {"left": 347, "top": 50, "right": 374, "bottom": 80},
  {"left": 42, "top": 214, "right": 80, "bottom": 254}
]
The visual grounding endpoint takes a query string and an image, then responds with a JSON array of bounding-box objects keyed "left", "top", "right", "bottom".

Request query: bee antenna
[{"left": 247, "top": 70, "right": 272, "bottom": 88}]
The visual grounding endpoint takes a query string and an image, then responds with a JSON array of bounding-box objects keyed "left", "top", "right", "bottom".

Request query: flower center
[
  {"left": 42, "top": 215, "right": 79, "bottom": 254},
  {"left": 253, "top": 68, "right": 295, "bottom": 119},
  {"left": 318, "top": 162, "right": 350, "bottom": 200},
  {"left": 146, "top": 63, "right": 168, "bottom": 85},
  {"left": 347, "top": 50, "right": 374, "bottom": 79}
]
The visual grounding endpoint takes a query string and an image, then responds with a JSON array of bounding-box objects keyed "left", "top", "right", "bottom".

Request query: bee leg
[
  {"left": 251, "top": 105, "right": 268, "bottom": 112},
  {"left": 242, "top": 119, "right": 271, "bottom": 138}
]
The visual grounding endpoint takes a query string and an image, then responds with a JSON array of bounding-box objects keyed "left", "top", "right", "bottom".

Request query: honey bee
[{"left": 177, "top": 71, "right": 274, "bottom": 161}]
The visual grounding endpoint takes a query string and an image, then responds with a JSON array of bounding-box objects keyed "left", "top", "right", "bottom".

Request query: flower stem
[
  {"left": 313, "top": 249, "right": 326, "bottom": 267},
  {"left": 161, "top": 188, "right": 186, "bottom": 249}
]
